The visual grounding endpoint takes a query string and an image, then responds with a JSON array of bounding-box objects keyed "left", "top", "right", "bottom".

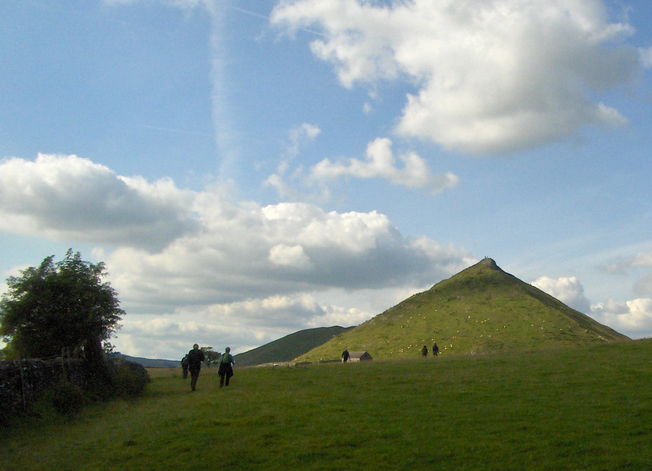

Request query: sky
[{"left": 1, "top": 0, "right": 651, "bottom": 360}]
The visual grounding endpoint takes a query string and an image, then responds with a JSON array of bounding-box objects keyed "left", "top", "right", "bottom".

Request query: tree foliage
[
  {"left": 201, "top": 346, "right": 221, "bottom": 366},
  {"left": 0, "top": 249, "right": 124, "bottom": 360}
]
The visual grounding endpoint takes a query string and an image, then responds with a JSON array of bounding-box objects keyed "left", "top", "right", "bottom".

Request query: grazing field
[{"left": 2, "top": 340, "right": 651, "bottom": 471}]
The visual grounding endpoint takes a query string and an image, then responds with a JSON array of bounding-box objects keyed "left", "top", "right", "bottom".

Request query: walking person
[
  {"left": 181, "top": 354, "right": 189, "bottom": 379},
  {"left": 341, "top": 349, "right": 350, "bottom": 363},
  {"left": 432, "top": 343, "right": 439, "bottom": 357},
  {"left": 218, "top": 347, "right": 235, "bottom": 388},
  {"left": 421, "top": 345, "right": 428, "bottom": 358},
  {"left": 187, "top": 344, "right": 205, "bottom": 391}
]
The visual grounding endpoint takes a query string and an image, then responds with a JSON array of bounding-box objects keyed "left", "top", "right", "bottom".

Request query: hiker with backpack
[{"left": 218, "top": 347, "right": 235, "bottom": 388}]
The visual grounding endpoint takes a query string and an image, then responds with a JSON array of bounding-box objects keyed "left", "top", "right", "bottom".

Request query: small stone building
[{"left": 348, "top": 351, "right": 373, "bottom": 362}]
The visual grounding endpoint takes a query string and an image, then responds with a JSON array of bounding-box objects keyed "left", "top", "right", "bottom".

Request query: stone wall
[{"left": 0, "top": 358, "right": 89, "bottom": 422}]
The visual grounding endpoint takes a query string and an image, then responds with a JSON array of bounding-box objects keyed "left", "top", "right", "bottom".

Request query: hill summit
[{"left": 297, "top": 258, "right": 629, "bottom": 361}]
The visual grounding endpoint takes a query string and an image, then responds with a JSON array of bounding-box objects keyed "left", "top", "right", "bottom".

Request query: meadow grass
[{"left": 2, "top": 340, "right": 651, "bottom": 471}]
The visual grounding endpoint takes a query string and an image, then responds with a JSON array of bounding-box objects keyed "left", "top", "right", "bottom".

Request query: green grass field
[{"left": 2, "top": 340, "right": 651, "bottom": 471}]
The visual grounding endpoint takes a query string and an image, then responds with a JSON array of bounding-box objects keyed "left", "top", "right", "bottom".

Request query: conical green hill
[{"left": 296, "top": 258, "right": 630, "bottom": 361}]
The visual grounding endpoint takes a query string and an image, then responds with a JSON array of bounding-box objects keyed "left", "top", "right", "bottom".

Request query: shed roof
[{"left": 349, "top": 351, "right": 372, "bottom": 359}]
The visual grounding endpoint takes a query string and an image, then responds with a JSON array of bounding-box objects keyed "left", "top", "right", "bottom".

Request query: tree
[
  {"left": 201, "top": 346, "right": 221, "bottom": 367},
  {"left": 0, "top": 249, "right": 124, "bottom": 362}
]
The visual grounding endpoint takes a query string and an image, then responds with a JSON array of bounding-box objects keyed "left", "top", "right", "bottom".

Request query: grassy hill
[
  {"left": 3, "top": 340, "right": 651, "bottom": 470},
  {"left": 110, "top": 353, "right": 179, "bottom": 368},
  {"left": 297, "top": 258, "right": 629, "bottom": 362},
  {"left": 234, "top": 326, "right": 353, "bottom": 366}
]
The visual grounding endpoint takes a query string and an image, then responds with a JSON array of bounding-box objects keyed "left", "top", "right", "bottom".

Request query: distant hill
[
  {"left": 297, "top": 258, "right": 629, "bottom": 361},
  {"left": 235, "top": 326, "right": 353, "bottom": 366},
  {"left": 111, "top": 353, "right": 179, "bottom": 368}
]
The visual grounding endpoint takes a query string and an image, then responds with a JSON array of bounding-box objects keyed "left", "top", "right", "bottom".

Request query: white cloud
[
  {"left": 604, "top": 252, "right": 652, "bottom": 295},
  {"left": 114, "top": 293, "right": 373, "bottom": 357},
  {"left": 265, "top": 123, "right": 331, "bottom": 202},
  {"left": 0, "top": 154, "right": 198, "bottom": 249},
  {"left": 629, "top": 252, "right": 652, "bottom": 267},
  {"left": 604, "top": 252, "right": 652, "bottom": 273},
  {"left": 0, "top": 154, "right": 471, "bottom": 309},
  {"left": 530, "top": 274, "right": 652, "bottom": 337},
  {"left": 269, "top": 244, "right": 313, "bottom": 269},
  {"left": 310, "top": 137, "right": 459, "bottom": 194},
  {"left": 199, "top": 293, "right": 371, "bottom": 329},
  {"left": 272, "top": 0, "right": 642, "bottom": 154},
  {"left": 640, "top": 46, "right": 652, "bottom": 69},
  {"left": 591, "top": 298, "right": 652, "bottom": 338},
  {"left": 287, "top": 123, "right": 321, "bottom": 158},
  {"left": 0, "top": 154, "right": 476, "bottom": 357},
  {"left": 106, "top": 198, "right": 473, "bottom": 314},
  {"left": 0, "top": 153, "right": 471, "bottom": 319},
  {"left": 634, "top": 273, "right": 652, "bottom": 296},
  {"left": 276, "top": 123, "right": 322, "bottom": 176},
  {"left": 265, "top": 172, "right": 331, "bottom": 203},
  {"left": 531, "top": 275, "right": 591, "bottom": 313}
]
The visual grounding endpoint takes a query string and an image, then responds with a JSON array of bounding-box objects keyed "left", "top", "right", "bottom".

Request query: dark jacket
[{"left": 187, "top": 348, "right": 205, "bottom": 371}]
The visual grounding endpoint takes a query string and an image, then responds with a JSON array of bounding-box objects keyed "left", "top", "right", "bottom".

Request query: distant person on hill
[
  {"left": 218, "top": 347, "right": 235, "bottom": 388},
  {"left": 421, "top": 345, "right": 428, "bottom": 357},
  {"left": 432, "top": 343, "right": 439, "bottom": 357},
  {"left": 341, "top": 349, "right": 350, "bottom": 363},
  {"left": 187, "top": 344, "right": 205, "bottom": 391},
  {"left": 181, "top": 354, "right": 189, "bottom": 379}
]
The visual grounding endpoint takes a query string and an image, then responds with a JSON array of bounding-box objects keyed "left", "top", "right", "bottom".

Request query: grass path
[{"left": 2, "top": 340, "right": 652, "bottom": 470}]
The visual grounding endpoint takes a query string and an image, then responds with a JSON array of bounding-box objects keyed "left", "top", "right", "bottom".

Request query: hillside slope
[
  {"left": 235, "top": 326, "right": 353, "bottom": 366},
  {"left": 297, "top": 258, "right": 629, "bottom": 361},
  {"left": 111, "top": 354, "right": 179, "bottom": 368}
]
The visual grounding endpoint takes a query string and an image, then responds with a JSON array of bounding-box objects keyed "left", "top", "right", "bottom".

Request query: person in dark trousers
[
  {"left": 181, "top": 354, "right": 189, "bottom": 379},
  {"left": 421, "top": 345, "right": 428, "bottom": 357},
  {"left": 218, "top": 347, "right": 235, "bottom": 388},
  {"left": 341, "top": 349, "right": 350, "bottom": 363},
  {"left": 187, "top": 344, "right": 205, "bottom": 391},
  {"left": 432, "top": 343, "right": 439, "bottom": 357}
]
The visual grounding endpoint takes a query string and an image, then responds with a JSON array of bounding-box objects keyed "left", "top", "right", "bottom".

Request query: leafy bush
[
  {"left": 46, "top": 380, "right": 86, "bottom": 416},
  {"left": 109, "top": 360, "right": 150, "bottom": 397}
]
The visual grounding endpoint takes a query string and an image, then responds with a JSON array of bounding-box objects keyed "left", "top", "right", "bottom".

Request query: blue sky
[{"left": 1, "top": 0, "right": 651, "bottom": 360}]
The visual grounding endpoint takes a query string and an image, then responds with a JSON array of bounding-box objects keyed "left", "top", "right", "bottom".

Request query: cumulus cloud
[
  {"left": 606, "top": 252, "right": 652, "bottom": 272},
  {"left": 628, "top": 252, "right": 652, "bottom": 268},
  {"left": 531, "top": 275, "right": 591, "bottom": 313},
  {"left": 269, "top": 244, "right": 313, "bottom": 269},
  {"left": 591, "top": 298, "right": 652, "bottom": 338},
  {"left": 640, "top": 47, "right": 652, "bottom": 69},
  {"left": 604, "top": 252, "right": 652, "bottom": 295},
  {"left": 265, "top": 123, "right": 332, "bottom": 202},
  {"left": 633, "top": 273, "right": 652, "bottom": 296},
  {"left": 115, "top": 293, "right": 373, "bottom": 357},
  {"left": 107, "top": 198, "right": 473, "bottom": 312},
  {"left": 287, "top": 123, "right": 321, "bottom": 158},
  {"left": 530, "top": 274, "right": 652, "bottom": 337},
  {"left": 310, "top": 137, "right": 459, "bottom": 194},
  {"left": 0, "top": 154, "right": 199, "bottom": 249},
  {"left": 0, "top": 152, "right": 471, "bottom": 308},
  {"left": 0, "top": 153, "right": 475, "bottom": 357},
  {"left": 272, "top": 0, "right": 642, "bottom": 154}
]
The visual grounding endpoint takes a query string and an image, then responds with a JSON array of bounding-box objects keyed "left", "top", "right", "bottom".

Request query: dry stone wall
[{"left": 0, "top": 359, "right": 89, "bottom": 422}]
